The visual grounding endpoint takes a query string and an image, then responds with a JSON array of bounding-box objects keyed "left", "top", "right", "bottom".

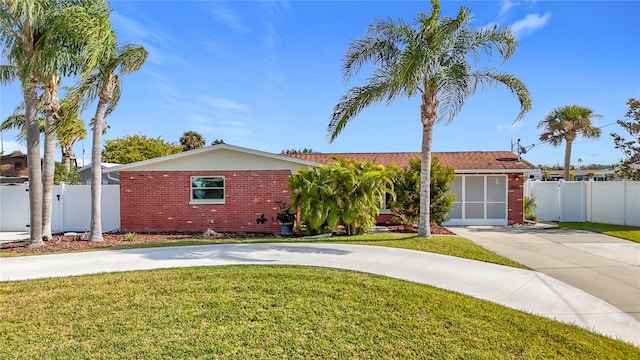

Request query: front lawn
[
  {"left": 557, "top": 222, "right": 640, "bottom": 243},
  {"left": 1, "top": 266, "right": 636, "bottom": 358}
]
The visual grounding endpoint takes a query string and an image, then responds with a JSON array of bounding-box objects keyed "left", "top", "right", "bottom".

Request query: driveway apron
[{"left": 450, "top": 226, "right": 640, "bottom": 324}]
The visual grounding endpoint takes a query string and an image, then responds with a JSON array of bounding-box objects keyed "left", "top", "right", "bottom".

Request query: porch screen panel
[
  {"left": 449, "top": 176, "right": 463, "bottom": 219},
  {"left": 486, "top": 176, "right": 506, "bottom": 219},
  {"left": 465, "top": 176, "right": 484, "bottom": 219}
]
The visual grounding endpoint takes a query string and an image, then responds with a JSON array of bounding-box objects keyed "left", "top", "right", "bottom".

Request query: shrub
[
  {"left": 388, "top": 157, "right": 455, "bottom": 225},
  {"left": 124, "top": 232, "right": 137, "bottom": 241},
  {"left": 524, "top": 196, "right": 537, "bottom": 222},
  {"left": 53, "top": 164, "right": 81, "bottom": 185},
  {"left": 288, "top": 157, "right": 394, "bottom": 235}
]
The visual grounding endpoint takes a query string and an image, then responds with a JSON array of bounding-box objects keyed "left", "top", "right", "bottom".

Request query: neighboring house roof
[
  {"left": 103, "top": 144, "right": 323, "bottom": 173},
  {"left": 285, "top": 151, "right": 536, "bottom": 172},
  {"left": 76, "top": 163, "right": 121, "bottom": 174},
  {"left": 0, "top": 152, "right": 29, "bottom": 177}
]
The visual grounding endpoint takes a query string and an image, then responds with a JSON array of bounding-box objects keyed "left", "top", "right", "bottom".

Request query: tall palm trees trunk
[
  {"left": 419, "top": 126, "right": 433, "bottom": 237},
  {"left": 62, "top": 144, "right": 74, "bottom": 171},
  {"left": 24, "top": 77, "right": 43, "bottom": 246},
  {"left": 418, "top": 91, "right": 437, "bottom": 238},
  {"left": 89, "top": 78, "right": 115, "bottom": 242},
  {"left": 42, "top": 74, "right": 60, "bottom": 241},
  {"left": 563, "top": 140, "right": 573, "bottom": 181}
]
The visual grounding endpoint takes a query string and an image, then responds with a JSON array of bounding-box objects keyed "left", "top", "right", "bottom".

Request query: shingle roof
[{"left": 285, "top": 151, "right": 535, "bottom": 171}]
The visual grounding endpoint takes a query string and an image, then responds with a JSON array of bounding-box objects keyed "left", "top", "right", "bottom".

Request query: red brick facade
[
  {"left": 119, "top": 170, "right": 292, "bottom": 233},
  {"left": 507, "top": 172, "right": 525, "bottom": 225}
]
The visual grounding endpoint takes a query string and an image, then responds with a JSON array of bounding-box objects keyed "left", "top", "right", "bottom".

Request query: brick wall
[
  {"left": 119, "top": 170, "right": 292, "bottom": 233},
  {"left": 507, "top": 172, "right": 525, "bottom": 225}
]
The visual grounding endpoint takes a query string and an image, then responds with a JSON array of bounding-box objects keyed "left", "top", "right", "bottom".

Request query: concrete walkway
[
  {"left": 1, "top": 242, "right": 638, "bottom": 346},
  {"left": 450, "top": 226, "right": 640, "bottom": 324},
  {"left": 0, "top": 232, "right": 28, "bottom": 244}
]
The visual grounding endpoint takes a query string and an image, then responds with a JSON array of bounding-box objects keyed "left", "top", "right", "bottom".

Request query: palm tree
[
  {"left": 56, "top": 98, "right": 87, "bottom": 171},
  {"left": 41, "top": 74, "right": 61, "bottom": 240},
  {"left": 0, "top": 0, "right": 114, "bottom": 245},
  {"left": 538, "top": 105, "right": 602, "bottom": 181},
  {"left": 327, "top": 0, "right": 531, "bottom": 237},
  {"left": 74, "top": 44, "right": 148, "bottom": 241},
  {"left": 180, "top": 130, "right": 206, "bottom": 151}
]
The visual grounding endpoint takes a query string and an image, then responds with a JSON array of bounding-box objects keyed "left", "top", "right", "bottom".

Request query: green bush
[
  {"left": 53, "top": 164, "right": 81, "bottom": 185},
  {"left": 288, "top": 157, "right": 394, "bottom": 235},
  {"left": 389, "top": 157, "right": 455, "bottom": 225},
  {"left": 524, "top": 196, "right": 538, "bottom": 222},
  {"left": 124, "top": 232, "right": 137, "bottom": 241}
]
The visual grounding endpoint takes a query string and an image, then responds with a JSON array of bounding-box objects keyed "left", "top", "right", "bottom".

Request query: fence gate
[{"left": 0, "top": 185, "right": 30, "bottom": 231}]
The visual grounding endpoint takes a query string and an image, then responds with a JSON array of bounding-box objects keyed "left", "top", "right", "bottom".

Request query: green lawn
[
  {"left": 557, "top": 222, "right": 640, "bottom": 243},
  {"left": 1, "top": 266, "right": 636, "bottom": 359},
  {"left": 1, "top": 233, "right": 527, "bottom": 269}
]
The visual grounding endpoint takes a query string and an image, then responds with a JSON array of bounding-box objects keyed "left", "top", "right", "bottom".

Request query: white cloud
[
  {"left": 510, "top": 12, "right": 551, "bottom": 39},
  {"left": 205, "top": 97, "right": 250, "bottom": 112},
  {"left": 208, "top": 3, "right": 250, "bottom": 33},
  {"left": 500, "top": 0, "right": 519, "bottom": 17}
]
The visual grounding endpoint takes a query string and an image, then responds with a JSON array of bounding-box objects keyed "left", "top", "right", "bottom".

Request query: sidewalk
[
  {"left": 1, "top": 242, "right": 638, "bottom": 346},
  {"left": 450, "top": 226, "right": 640, "bottom": 323}
]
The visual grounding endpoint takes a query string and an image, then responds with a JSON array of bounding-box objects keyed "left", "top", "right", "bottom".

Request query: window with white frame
[{"left": 190, "top": 176, "right": 225, "bottom": 203}]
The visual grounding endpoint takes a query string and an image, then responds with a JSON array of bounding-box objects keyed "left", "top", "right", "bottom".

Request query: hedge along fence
[{"left": 525, "top": 180, "right": 640, "bottom": 226}]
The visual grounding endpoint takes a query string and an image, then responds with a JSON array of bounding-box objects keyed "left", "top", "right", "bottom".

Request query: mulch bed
[{"left": 1, "top": 223, "right": 455, "bottom": 254}]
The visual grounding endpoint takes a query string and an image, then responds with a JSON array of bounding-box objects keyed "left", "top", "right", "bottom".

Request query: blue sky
[{"left": 1, "top": 0, "right": 639, "bottom": 168}]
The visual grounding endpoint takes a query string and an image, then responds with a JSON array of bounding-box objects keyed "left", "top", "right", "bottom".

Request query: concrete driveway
[{"left": 450, "top": 226, "right": 640, "bottom": 322}]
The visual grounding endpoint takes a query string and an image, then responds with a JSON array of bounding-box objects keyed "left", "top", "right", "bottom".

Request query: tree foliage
[
  {"left": 53, "top": 163, "right": 80, "bottom": 185},
  {"left": 211, "top": 139, "right": 225, "bottom": 145},
  {"left": 327, "top": 0, "right": 531, "bottom": 237},
  {"left": 180, "top": 130, "right": 205, "bottom": 151},
  {"left": 389, "top": 157, "right": 455, "bottom": 226},
  {"left": 611, "top": 98, "right": 640, "bottom": 180},
  {"left": 538, "top": 105, "right": 602, "bottom": 181},
  {"left": 288, "top": 157, "right": 394, "bottom": 235},
  {"left": 102, "top": 134, "right": 181, "bottom": 164},
  {"left": 281, "top": 148, "right": 315, "bottom": 155}
]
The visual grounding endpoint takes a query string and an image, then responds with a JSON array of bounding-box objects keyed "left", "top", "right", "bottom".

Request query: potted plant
[{"left": 274, "top": 201, "right": 296, "bottom": 235}]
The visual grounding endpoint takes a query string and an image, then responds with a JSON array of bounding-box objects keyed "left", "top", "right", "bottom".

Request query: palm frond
[
  {"left": 342, "top": 17, "right": 404, "bottom": 82},
  {"left": 328, "top": 78, "right": 395, "bottom": 142},
  {"left": 476, "top": 72, "right": 532, "bottom": 122},
  {"left": 0, "top": 64, "right": 17, "bottom": 84}
]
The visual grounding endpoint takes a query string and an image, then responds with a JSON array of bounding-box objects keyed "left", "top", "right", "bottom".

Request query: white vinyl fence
[
  {"left": 0, "top": 184, "right": 120, "bottom": 232},
  {"left": 525, "top": 180, "right": 640, "bottom": 226}
]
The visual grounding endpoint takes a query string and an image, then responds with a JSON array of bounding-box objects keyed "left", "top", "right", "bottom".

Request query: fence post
[
  {"left": 623, "top": 180, "right": 627, "bottom": 226},
  {"left": 558, "top": 180, "right": 564, "bottom": 222},
  {"left": 586, "top": 180, "right": 592, "bottom": 222},
  {"left": 58, "top": 182, "right": 65, "bottom": 233}
]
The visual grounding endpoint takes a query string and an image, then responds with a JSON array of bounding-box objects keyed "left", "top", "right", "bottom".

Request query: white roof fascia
[
  {"left": 103, "top": 143, "right": 323, "bottom": 173},
  {"left": 454, "top": 169, "right": 532, "bottom": 174}
]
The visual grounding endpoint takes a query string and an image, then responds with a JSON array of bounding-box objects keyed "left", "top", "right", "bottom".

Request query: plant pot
[{"left": 280, "top": 223, "right": 294, "bottom": 236}]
